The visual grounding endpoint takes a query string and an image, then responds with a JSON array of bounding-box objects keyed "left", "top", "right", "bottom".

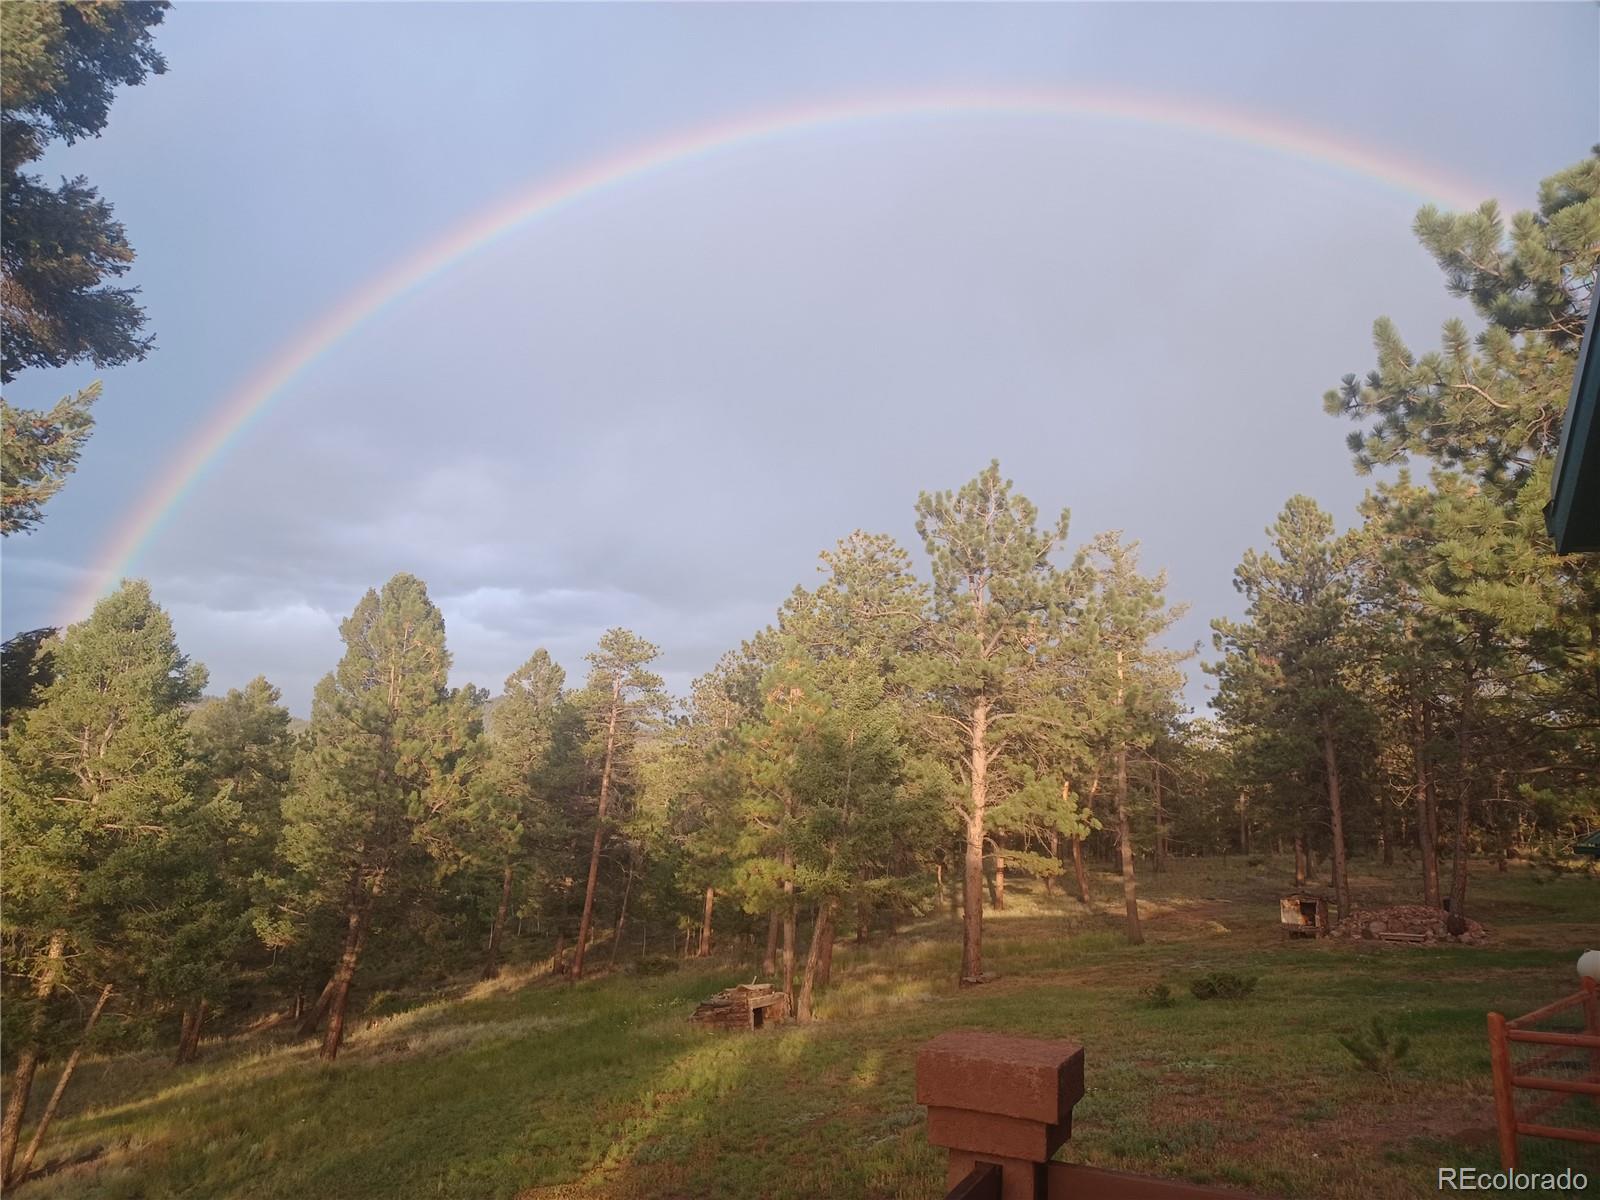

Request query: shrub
[
  {"left": 1337, "top": 1017, "right": 1411, "bottom": 1088},
  {"left": 631, "top": 955, "right": 679, "bottom": 976},
  {"left": 1140, "top": 982, "right": 1176, "bottom": 1008},
  {"left": 1189, "top": 971, "right": 1257, "bottom": 1000}
]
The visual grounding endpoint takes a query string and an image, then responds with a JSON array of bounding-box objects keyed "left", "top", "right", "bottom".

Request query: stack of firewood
[{"left": 689, "top": 982, "right": 785, "bottom": 1028}]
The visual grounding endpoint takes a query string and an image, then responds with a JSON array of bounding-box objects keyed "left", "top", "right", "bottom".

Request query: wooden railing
[
  {"left": 916, "top": 1031, "right": 1268, "bottom": 1200},
  {"left": 1487, "top": 976, "right": 1600, "bottom": 1169}
]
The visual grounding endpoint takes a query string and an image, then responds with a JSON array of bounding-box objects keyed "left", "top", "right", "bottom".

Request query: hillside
[{"left": 19, "top": 858, "right": 1597, "bottom": 1200}]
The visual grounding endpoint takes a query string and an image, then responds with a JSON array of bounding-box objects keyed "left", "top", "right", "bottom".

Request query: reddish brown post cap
[
  {"left": 916, "top": 1030, "right": 1086, "bottom": 1125},
  {"left": 917, "top": 1031, "right": 1087, "bottom": 1200}
]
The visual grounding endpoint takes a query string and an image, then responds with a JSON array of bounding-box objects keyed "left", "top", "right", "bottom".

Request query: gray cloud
[{"left": 3, "top": 4, "right": 1591, "bottom": 716}]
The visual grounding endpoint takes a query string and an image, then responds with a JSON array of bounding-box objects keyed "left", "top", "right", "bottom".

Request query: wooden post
[
  {"left": 919, "top": 1032, "right": 1269, "bottom": 1200},
  {"left": 1487, "top": 1011, "right": 1519, "bottom": 1170},
  {"left": 1583, "top": 978, "right": 1600, "bottom": 1103},
  {"left": 917, "top": 1031, "right": 1083, "bottom": 1200}
]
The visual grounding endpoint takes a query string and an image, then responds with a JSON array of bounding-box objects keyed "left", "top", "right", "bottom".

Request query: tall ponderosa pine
[
  {"left": 1326, "top": 150, "right": 1600, "bottom": 902},
  {"left": 909, "top": 462, "right": 1083, "bottom": 984},
  {"left": 1, "top": 1, "right": 166, "bottom": 381},
  {"left": 280, "top": 574, "right": 481, "bottom": 1061},
  {"left": 735, "top": 532, "right": 937, "bottom": 1015},
  {"left": 162, "top": 677, "right": 293, "bottom": 1062},
  {"left": 570, "top": 629, "right": 665, "bottom": 981},
  {"left": 0, "top": 580, "right": 204, "bottom": 1185},
  {"left": 1212, "top": 498, "right": 1366, "bottom": 919},
  {"left": 1081, "top": 533, "right": 1187, "bottom": 944},
  {"left": 474, "top": 649, "right": 567, "bottom": 979},
  {"left": 2, "top": 2, "right": 169, "bottom": 534}
]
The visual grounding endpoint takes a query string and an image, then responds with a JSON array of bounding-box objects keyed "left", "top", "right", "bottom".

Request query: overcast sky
[{"left": 4, "top": 2, "right": 1596, "bottom": 715}]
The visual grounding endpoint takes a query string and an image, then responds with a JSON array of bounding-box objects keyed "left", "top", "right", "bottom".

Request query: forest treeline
[{"left": 2, "top": 138, "right": 1598, "bottom": 1200}]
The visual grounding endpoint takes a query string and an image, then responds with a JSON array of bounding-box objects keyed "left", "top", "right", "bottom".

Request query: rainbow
[{"left": 63, "top": 86, "right": 1496, "bottom": 623}]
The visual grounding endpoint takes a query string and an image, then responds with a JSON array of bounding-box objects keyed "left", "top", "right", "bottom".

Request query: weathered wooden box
[{"left": 1280, "top": 892, "right": 1329, "bottom": 937}]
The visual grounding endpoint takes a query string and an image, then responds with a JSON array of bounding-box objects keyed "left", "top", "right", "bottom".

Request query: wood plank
[
  {"left": 1505, "top": 1030, "right": 1600, "bottom": 1049},
  {"left": 1047, "top": 1162, "right": 1271, "bottom": 1198},
  {"left": 1512, "top": 1075, "right": 1600, "bottom": 1097},
  {"left": 942, "top": 1162, "right": 1001, "bottom": 1200},
  {"left": 1516, "top": 1123, "right": 1600, "bottom": 1146},
  {"left": 1508, "top": 989, "right": 1589, "bottom": 1030}
]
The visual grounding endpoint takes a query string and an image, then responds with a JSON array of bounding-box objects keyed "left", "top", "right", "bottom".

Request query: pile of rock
[{"left": 1328, "top": 904, "right": 1489, "bottom": 945}]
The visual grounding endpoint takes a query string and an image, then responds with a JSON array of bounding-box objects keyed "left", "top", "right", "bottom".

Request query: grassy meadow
[{"left": 18, "top": 857, "right": 1599, "bottom": 1200}]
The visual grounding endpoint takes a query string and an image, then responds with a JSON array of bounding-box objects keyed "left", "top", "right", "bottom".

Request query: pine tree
[
  {"left": 279, "top": 574, "right": 481, "bottom": 1061},
  {"left": 1080, "top": 533, "right": 1188, "bottom": 944},
  {"left": 569, "top": 629, "right": 665, "bottom": 981},
  {"left": 2, "top": 2, "right": 169, "bottom": 532},
  {"left": 1, "top": 1, "right": 167, "bottom": 382},
  {"left": 907, "top": 462, "right": 1086, "bottom": 983},
  {"left": 160, "top": 677, "right": 293, "bottom": 1062},
  {"left": 728, "top": 531, "right": 940, "bottom": 1016},
  {"left": 473, "top": 650, "right": 567, "bottom": 979},
  {"left": 1325, "top": 150, "right": 1600, "bottom": 891},
  {"left": 1212, "top": 498, "right": 1367, "bottom": 919},
  {"left": 1, "top": 627, "right": 57, "bottom": 726},
  {"left": 0, "top": 580, "right": 204, "bottom": 1184},
  {"left": 1, "top": 384, "right": 98, "bottom": 535}
]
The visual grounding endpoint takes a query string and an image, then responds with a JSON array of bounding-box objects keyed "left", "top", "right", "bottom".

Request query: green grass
[{"left": 17, "top": 858, "right": 1600, "bottom": 1199}]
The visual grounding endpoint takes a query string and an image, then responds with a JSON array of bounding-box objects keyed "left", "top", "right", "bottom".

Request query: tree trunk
[
  {"left": 1294, "top": 833, "right": 1307, "bottom": 887},
  {"left": 1380, "top": 792, "right": 1395, "bottom": 867},
  {"left": 0, "top": 933, "right": 64, "bottom": 1188},
  {"left": 175, "top": 998, "right": 208, "bottom": 1065},
  {"left": 1238, "top": 792, "right": 1250, "bottom": 855},
  {"left": 483, "top": 863, "right": 515, "bottom": 980},
  {"left": 1044, "top": 832, "right": 1058, "bottom": 897},
  {"left": 961, "top": 700, "right": 989, "bottom": 983},
  {"left": 1113, "top": 653, "right": 1142, "bottom": 945},
  {"left": 551, "top": 933, "right": 567, "bottom": 976},
  {"left": 14, "top": 984, "right": 113, "bottom": 1184},
  {"left": 1073, "top": 776, "right": 1098, "bottom": 904},
  {"left": 1115, "top": 744, "right": 1143, "bottom": 945},
  {"left": 1153, "top": 761, "right": 1166, "bottom": 874},
  {"left": 320, "top": 899, "right": 371, "bottom": 1063},
  {"left": 1495, "top": 770, "right": 1511, "bottom": 872},
  {"left": 572, "top": 679, "right": 623, "bottom": 982},
  {"left": 175, "top": 1007, "right": 195, "bottom": 1063},
  {"left": 297, "top": 975, "right": 336, "bottom": 1038},
  {"left": 1415, "top": 709, "right": 1441, "bottom": 905},
  {"left": 763, "top": 910, "right": 780, "bottom": 977},
  {"left": 796, "top": 900, "right": 834, "bottom": 1023},
  {"left": 696, "top": 885, "right": 714, "bottom": 957},
  {"left": 993, "top": 851, "right": 1006, "bottom": 911},
  {"left": 1448, "top": 682, "right": 1474, "bottom": 925},
  {"left": 818, "top": 908, "right": 835, "bottom": 988},
  {"left": 609, "top": 848, "right": 638, "bottom": 969},
  {"left": 781, "top": 850, "right": 797, "bottom": 1002},
  {"left": 1320, "top": 713, "right": 1352, "bottom": 920}
]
